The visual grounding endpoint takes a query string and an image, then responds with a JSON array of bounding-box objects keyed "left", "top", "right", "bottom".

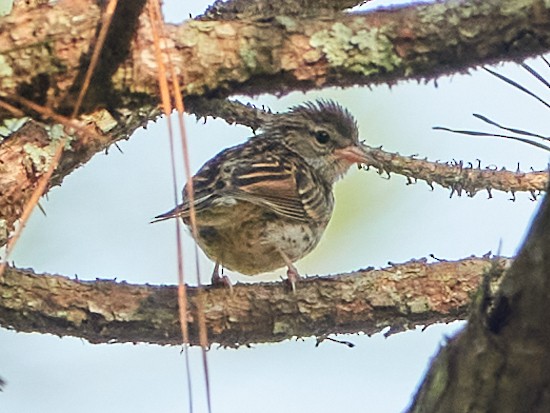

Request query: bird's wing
[
  {"left": 226, "top": 157, "right": 332, "bottom": 223},
  {"left": 226, "top": 158, "right": 308, "bottom": 221},
  {"left": 154, "top": 142, "right": 332, "bottom": 223}
]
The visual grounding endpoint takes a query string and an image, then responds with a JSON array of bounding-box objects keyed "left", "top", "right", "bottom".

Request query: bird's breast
[{"left": 190, "top": 202, "right": 328, "bottom": 275}]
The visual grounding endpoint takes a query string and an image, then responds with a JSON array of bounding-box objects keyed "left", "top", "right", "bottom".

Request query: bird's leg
[
  {"left": 278, "top": 249, "right": 301, "bottom": 293},
  {"left": 211, "top": 262, "right": 232, "bottom": 290}
]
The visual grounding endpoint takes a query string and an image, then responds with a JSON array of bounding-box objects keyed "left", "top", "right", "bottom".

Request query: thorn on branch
[
  {"left": 315, "top": 335, "right": 356, "bottom": 348},
  {"left": 429, "top": 254, "right": 445, "bottom": 262}
]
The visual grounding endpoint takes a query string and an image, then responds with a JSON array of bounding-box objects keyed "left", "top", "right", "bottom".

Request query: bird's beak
[{"left": 334, "top": 142, "right": 373, "bottom": 166}]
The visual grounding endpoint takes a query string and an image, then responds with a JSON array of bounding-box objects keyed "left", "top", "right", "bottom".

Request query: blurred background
[{"left": 2, "top": 0, "right": 549, "bottom": 412}]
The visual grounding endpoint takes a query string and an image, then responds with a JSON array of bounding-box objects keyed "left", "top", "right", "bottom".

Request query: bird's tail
[{"left": 150, "top": 205, "right": 187, "bottom": 224}]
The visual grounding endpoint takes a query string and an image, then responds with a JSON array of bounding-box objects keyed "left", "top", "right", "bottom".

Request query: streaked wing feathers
[
  {"left": 231, "top": 160, "right": 310, "bottom": 221},
  {"left": 173, "top": 141, "right": 332, "bottom": 223}
]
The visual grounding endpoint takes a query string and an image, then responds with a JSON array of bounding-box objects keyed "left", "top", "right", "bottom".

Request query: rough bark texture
[
  {"left": 364, "top": 148, "right": 548, "bottom": 199},
  {"left": 199, "top": 0, "right": 368, "bottom": 20},
  {"left": 408, "top": 187, "right": 550, "bottom": 412},
  {"left": 1, "top": 0, "right": 549, "bottom": 118},
  {"left": 0, "top": 257, "right": 499, "bottom": 346},
  {"left": 0, "top": 111, "right": 159, "bottom": 246}
]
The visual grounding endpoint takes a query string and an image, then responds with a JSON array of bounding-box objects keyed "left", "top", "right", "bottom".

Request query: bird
[{"left": 153, "top": 100, "right": 371, "bottom": 289}]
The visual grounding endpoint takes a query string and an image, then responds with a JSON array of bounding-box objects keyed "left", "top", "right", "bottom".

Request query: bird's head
[{"left": 263, "top": 100, "right": 371, "bottom": 184}]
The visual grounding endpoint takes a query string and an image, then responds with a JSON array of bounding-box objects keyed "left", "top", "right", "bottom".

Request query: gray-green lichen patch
[
  {"left": 23, "top": 124, "right": 75, "bottom": 174},
  {"left": 23, "top": 143, "right": 57, "bottom": 173},
  {"left": 0, "top": 117, "right": 29, "bottom": 138},
  {"left": 0, "top": 219, "right": 8, "bottom": 245},
  {"left": 310, "top": 22, "right": 402, "bottom": 76},
  {"left": 239, "top": 46, "right": 258, "bottom": 71},
  {"left": 275, "top": 15, "right": 300, "bottom": 32},
  {"left": 0, "top": 54, "right": 14, "bottom": 77},
  {"left": 417, "top": 1, "right": 455, "bottom": 25},
  {"left": 408, "top": 297, "right": 430, "bottom": 314},
  {"left": 310, "top": 23, "right": 354, "bottom": 66},
  {"left": 0, "top": 0, "right": 12, "bottom": 17}
]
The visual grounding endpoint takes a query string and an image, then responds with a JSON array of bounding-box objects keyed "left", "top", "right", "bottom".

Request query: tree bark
[
  {"left": 0, "top": 257, "right": 498, "bottom": 346},
  {"left": 1, "top": 0, "right": 549, "bottom": 118}
]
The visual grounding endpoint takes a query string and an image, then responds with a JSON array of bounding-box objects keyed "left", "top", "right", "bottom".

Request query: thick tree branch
[
  {"left": 198, "top": 0, "right": 369, "bottom": 20},
  {"left": 0, "top": 108, "right": 159, "bottom": 246},
  {"left": 408, "top": 187, "right": 550, "bottom": 412},
  {"left": 0, "top": 257, "right": 501, "bottom": 346},
  {"left": 1, "top": 0, "right": 549, "bottom": 121}
]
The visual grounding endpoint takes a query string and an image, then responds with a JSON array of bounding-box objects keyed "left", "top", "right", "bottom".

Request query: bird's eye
[{"left": 314, "top": 130, "right": 330, "bottom": 144}]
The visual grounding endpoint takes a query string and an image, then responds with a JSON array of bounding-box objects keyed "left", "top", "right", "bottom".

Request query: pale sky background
[{"left": 2, "top": 1, "right": 550, "bottom": 412}]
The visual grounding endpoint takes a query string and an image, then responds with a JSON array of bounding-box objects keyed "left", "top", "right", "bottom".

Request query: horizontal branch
[
  {"left": 198, "top": 0, "right": 368, "bottom": 20},
  {"left": 187, "top": 98, "right": 550, "bottom": 199},
  {"left": 363, "top": 147, "right": 549, "bottom": 199},
  {"left": 1, "top": 0, "right": 549, "bottom": 121},
  {"left": 0, "top": 257, "right": 504, "bottom": 346}
]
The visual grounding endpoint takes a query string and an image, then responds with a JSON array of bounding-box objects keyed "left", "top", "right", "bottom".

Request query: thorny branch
[
  {"left": 188, "top": 98, "right": 550, "bottom": 199},
  {"left": 0, "top": 257, "right": 504, "bottom": 346},
  {"left": 363, "top": 149, "right": 548, "bottom": 200}
]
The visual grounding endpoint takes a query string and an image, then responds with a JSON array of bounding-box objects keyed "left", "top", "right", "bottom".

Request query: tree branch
[
  {"left": 0, "top": 107, "right": 159, "bottom": 246},
  {"left": 198, "top": 0, "right": 369, "bottom": 20},
  {"left": 1, "top": 0, "right": 549, "bottom": 120},
  {"left": 363, "top": 148, "right": 549, "bottom": 199},
  {"left": 180, "top": 97, "right": 550, "bottom": 200},
  {"left": 0, "top": 257, "right": 501, "bottom": 346}
]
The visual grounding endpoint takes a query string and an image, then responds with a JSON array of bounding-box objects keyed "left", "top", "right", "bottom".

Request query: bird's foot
[
  {"left": 277, "top": 249, "right": 301, "bottom": 293},
  {"left": 285, "top": 264, "right": 301, "bottom": 293},
  {"left": 211, "top": 263, "right": 233, "bottom": 292}
]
